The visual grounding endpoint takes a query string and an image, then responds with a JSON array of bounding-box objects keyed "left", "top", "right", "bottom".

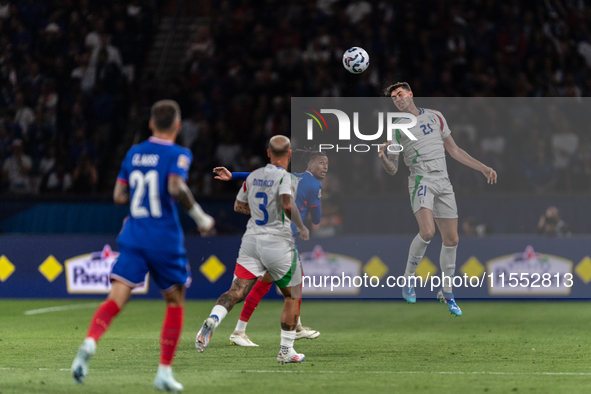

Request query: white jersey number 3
[{"left": 129, "top": 170, "right": 162, "bottom": 218}]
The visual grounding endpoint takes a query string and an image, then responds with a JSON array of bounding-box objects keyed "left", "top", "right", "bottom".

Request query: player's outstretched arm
[
  {"left": 443, "top": 135, "right": 497, "bottom": 184},
  {"left": 281, "top": 194, "right": 309, "bottom": 240},
  {"left": 113, "top": 180, "right": 129, "bottom": 205},
  {"left": 213, "top": 167, "right": 251, "bottom": 181},
  {"left": 378, "top": 141, "right": 399, "bottom": 175},
  {"left": 234, "top": 199, "right": 251, "bottom": 215},
  {"left": 213, "top": 167, "right": 232, "bottom": 181},
  {"left": 168, "top": 174, "right": 215, "bottom": 233}
]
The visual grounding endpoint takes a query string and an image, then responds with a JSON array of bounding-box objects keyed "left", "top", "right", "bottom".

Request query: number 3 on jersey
[
  {"left": 130, "top": 170, "right": 162, "bottom": 218},
  {"left": 255, "top": 192, "right": 268, "bottom": 225}
]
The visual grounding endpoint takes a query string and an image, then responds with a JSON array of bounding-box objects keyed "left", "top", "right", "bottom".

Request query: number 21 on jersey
[{"left": 130, "top": 169, "right": 162, "bottom": 218}]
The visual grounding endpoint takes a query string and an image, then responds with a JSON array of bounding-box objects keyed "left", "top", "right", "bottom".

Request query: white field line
[
  {"left": 212, "top": 370, "right": 591, "bottom": 376},
  {"left": 1, "top": 368, "right": 591, "bottom": 376},
  {"left": 24, "top": 303, "right": 100, "bottom": 315}
]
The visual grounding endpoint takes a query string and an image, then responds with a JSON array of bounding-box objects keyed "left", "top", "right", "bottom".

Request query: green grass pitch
[{"left": 2, "top": 299, "right": 591, "bottom": 394}]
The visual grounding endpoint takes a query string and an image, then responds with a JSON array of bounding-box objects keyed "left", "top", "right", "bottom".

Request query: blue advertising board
[{"left": 1, "top": 235, "right": 591, "bottom": 300}]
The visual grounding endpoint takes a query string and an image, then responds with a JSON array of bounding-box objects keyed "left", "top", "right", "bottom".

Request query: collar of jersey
[
  {"left": 149, "top": 136, "right": 174, "bottom": 145},
  {"left": 418, "top": 107, "right": 425, "bottom": 115},
  {"left": 266, "top": 163, "right": 286, "bottom": 170}
]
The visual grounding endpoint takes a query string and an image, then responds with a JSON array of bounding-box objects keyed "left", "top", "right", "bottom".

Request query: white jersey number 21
[{"left": 129, "top": 170, "right": 162, "bottom": 218}]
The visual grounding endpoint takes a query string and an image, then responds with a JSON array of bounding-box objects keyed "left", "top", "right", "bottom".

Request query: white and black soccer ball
[{"left": 342, "top": 47, "right": 370, "bottom": 74}]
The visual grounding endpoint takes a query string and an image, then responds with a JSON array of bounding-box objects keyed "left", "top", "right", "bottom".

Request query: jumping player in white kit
[
  {"left": 195, "top": 135, "right": 310, "bottom": 363},
  {"left": 379, "top": 82, "right": 497, "bottom": 316}
]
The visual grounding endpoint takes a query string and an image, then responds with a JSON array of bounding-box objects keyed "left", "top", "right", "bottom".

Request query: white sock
[
  {"left": 235, "top": 319, "right": 247, "bottom": 332},
  {"left": 440, "top": 245, "right": 458, "bottom": 293},
  {"left": 82, "top": 337, "right": 96, "bottom": 354},
  {"left": 210, "top": 305, "right": 228, "bottom": 324},
  {"left": 404, "top": 234, "right": 430, "bottom": 278},
  {"left": 158, "top": 364, "right": 172, "bottom": 373},
  {"left": 280, "top": 329, "right": 296, "bottom": 348},
  {"left": 297, "top": 316, "right": 302, "bottom": 328}
]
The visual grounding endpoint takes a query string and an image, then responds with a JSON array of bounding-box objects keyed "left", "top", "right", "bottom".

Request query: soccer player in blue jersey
[
  {"left": 71, "top": 100, "right": 214, "bottom": 393},
  {"left": 211, "top": 149, "right": 328, "bottom": 346}
]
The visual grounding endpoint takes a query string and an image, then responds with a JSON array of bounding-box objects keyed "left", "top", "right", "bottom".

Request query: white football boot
[
  {"left": 195, "top": 317, "right": 217, "bottom": 352},
  {"left": 153, "top": 365, "right": 183, "bottom": 393},
  {"left": 277, "top": 346, "right": 305, "bottom": 364},
  {"left": 229, "top": 331, "right": 259, "bottom": 347},
  {"left": 71, "top": 338, "right": 96, "bottom": 384},
  {"left": 295, "top": 325, "right": 320, "bottom": 340}
]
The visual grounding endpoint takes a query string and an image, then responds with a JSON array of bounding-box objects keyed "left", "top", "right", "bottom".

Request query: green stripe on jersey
[{"left": 412, "top": 148, "right": 420, "bottom": 163}]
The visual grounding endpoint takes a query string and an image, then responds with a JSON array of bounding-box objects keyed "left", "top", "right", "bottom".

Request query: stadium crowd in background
[
  {"left": 0, "top": 0, "right": 153, "bottom": 194},
  {"left": 2, "top": 0, "right": 591, "bottom": 197},
  {"left": 174, "top": 0, "right": 591, "bottom": 197}
]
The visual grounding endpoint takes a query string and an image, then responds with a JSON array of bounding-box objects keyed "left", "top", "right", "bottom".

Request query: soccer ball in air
[{"left": 342, "top": 47, "right": 370, "bottom": 74}]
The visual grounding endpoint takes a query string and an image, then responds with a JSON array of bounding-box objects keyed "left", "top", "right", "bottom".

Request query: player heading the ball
[{"left": 379, "top": 82, "right": 496, "bottom": 316}]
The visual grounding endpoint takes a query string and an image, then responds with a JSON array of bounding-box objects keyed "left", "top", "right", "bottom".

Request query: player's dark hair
[
  {"left": 385, "top": 82, "right": 412, "bottom": 97},
  {"left": 151, "top": 100, "right": 180, "bottom": 131},
  {"left": 296, "top": 146, "right": 327, "bottom": 164}
]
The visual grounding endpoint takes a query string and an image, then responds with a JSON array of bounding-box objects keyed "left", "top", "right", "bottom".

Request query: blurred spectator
[
  {"left": 522, "top": 146, "right": 556, "bottom": 194},
  {"left": 571, "top": 139, "right": 591, "bottom": 192},
  {"left": 551, "top": 127, "right": 579, "bottom": 192},
  {"left": 461, "top": 216, "right": 492, "bottom": 237},
  {"left": 2, "top": 139, "right": 31, "bottom": 193},
  {"left": 44, "top": 161, "right": 72, "bottom": 193},
  {"left": 71, "top": 153, "right": 98, "bottom": 194},
  {"left": 37, "top": 79, "right": 58, "bottom": 128},
  {"left": 537, "top": 206, "right": 571, "bottom": 237},
  {"left": 179, "top": 111, "right": 200, "bottom": 149},
  {"left": 85, "top": 18, "right": 106, "bottom": 51},
  {"left": 14, "top": 92, "right": 35, "bottom": 138},
  {"left": 215, "top": 129, "right": 242, "bottom": 171},
  {"left": 0, "top": 1, "right": 9, "bottom": 19},
  {"left": 71, "top": 52, "right": 96, "bottom": 94},
  {"left": 187, "top": 26, "right": 214, "bottom": 58},
  {"left": 345, "top": 0, "right": 372, "bottom": 25},
  {"left": 89, "top": 34, "right": 123, "bottom": 70}
]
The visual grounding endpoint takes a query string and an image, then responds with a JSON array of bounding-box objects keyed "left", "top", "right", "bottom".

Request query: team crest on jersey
[
  {"left": 430, "top": 117, "right": 437, "bottom": 124},
  {"left": 177, "top": 154, "right": 190, "bottom": 171}
]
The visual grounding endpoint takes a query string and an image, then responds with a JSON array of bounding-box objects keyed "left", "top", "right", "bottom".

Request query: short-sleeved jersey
[
  {"left": 291, "top": 171, "right": 322, "bottom": 235},
  {"left": 116, "top": 136, "right": 192, "bottom": 253},
  {"left": 236, "top": 163, "right": 293, "bottom": 240},
  {"left": 389, "top": 107, "right": 451, "bottom": 177}
]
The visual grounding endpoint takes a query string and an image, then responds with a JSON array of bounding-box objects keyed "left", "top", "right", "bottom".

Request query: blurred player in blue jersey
[
  {"left": 211, "top": 149, "right": 328, "bottom": 346},
  {"left": 71, "top": 100, "right": 214, "bottom": 393}
]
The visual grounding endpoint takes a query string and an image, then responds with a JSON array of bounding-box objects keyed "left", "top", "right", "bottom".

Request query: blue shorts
[{"left": 110, "top": 244, "right": 191, "bottom": 292}]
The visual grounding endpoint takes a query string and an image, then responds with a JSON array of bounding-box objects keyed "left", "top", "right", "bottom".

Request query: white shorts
[
  {"left": 408, "top": 175, "right": 458, "bottom": 219},
  {"left": 234, "top": 234, "right": 301, "bottom": 288}
]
